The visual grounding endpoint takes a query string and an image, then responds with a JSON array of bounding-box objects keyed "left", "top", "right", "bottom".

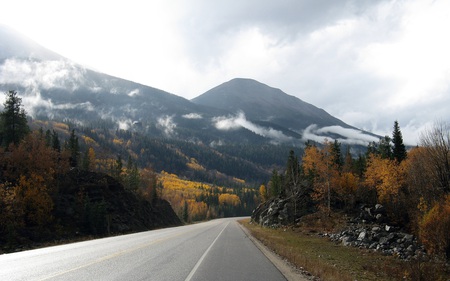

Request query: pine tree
[
  {"left": 392, "top": 120, "right": 407, "bottom": 162},
  {"left": 285, "top": 150, "right": 301, "bottom": 195},
  {"left": 331, "top": 140, "right": 343, "bottom": 171},
  {"left": 269, "top": 169, "right": 281, "bottom": 198},
  {"left": 66, "top": 129, "right": 80, "bottom": 167},
  {"left": 0, "top": 90, "right": 29, "bottom": 147},
  {"left": 51, "top": 130, "right": 61, "bottom": 152},
  {"left": 378, "top": 136, "right": 393, "bottom": 159}
]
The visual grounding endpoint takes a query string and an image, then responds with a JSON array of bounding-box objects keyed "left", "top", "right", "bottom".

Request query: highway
[{"left": 0, "top": 218, "right": 289, "bottom": 281}]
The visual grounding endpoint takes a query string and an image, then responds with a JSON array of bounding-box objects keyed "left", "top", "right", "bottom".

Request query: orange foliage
[
  {"left": 259, "top": 184, "right": 268, "bottom": 202},
  {"left": 2, "top": 131, "right": 69, "bottom": 183},
  {"left": 139, "top": 168, "right": 158, "bottom": 203},
  {"left": 82, "top": 135, "right": 97, "bottom": 146},
  {"left": 302, "top": 142, "right": 339, "bottom": 209},
  {"left": 113, "top": 138, "right": 124, "bottom": 146},
  {"left": 15, "top": 173, "right": 54, "bottom": 227},
  {"left": 419, "top": 195, "right": 450, "bottom": 258},
  {"left": 218, "top": 194, "right": 241, "bottom": 206},
  {"left": 186, "top": 158, "right": 206, "bottom": 171},
  {"left": 365, "top": 154, "right": 405, "bottom": 204}
]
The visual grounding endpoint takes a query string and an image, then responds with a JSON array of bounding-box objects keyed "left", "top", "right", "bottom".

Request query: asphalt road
[{"left": 0, "top": 218, "right": 287, "bottom": 281}]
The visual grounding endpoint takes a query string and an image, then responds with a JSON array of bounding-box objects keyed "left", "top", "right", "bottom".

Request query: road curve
[{"left": 0, "top": 218, "right": 287, "bottom": 281}]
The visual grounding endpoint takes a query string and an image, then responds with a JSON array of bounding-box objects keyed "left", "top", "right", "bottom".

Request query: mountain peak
[
  {"left": 0, "top": 24, "right": 61, "bottom": 61},
  {"left": 192, "top": 77, "right": 350, "bottom": 131}
]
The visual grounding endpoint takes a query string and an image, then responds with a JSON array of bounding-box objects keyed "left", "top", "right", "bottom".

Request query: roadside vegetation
[
  {"left": 242, "top": 215, "right": 450, "bottom": 281},
  {"left": 255, "top": 120, "right": 450, "bottom": 262}
]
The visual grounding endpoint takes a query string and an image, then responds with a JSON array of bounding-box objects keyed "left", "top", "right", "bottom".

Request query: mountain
[
  {"left": 192, "top": 78, "right": 351, "bottom": 132},
  {"left": 0, "top": 25, "right": 378, "bottom": 146},
  {"left": 192, "top": 78, "right": 379, "bottom": 145},
  {"left": 0, "top": 25, "right": 381, "bottom": 185},
  {"left": 0, "top": 25, "right": 61, "bottom": 61}
]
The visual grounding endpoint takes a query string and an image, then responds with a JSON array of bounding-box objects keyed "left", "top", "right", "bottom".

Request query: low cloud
[
  {"left": 213, "top": 111, "right": 292, "bottom": 142},
  {"left": 157, "top": 115, "right": 177, "bottom": 136},
  {"left": 20, "top": 91, "right": 94, "bottom": 118},
  {"left": 302, "top": 124, "right": 379, "bottom": 145},
  {"left": 0, "top": 58, "right": 85, "bottom": 91},
  {"left": 127, "top": 89, "right": 140, "bottom": 97},
  {"left": 182, "top": 113, "right": 203, "bottom": 119}
]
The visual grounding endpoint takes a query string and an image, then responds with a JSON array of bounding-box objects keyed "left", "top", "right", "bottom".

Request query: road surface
[{"left": 0, "top": 218, "right": 288, "bottom": 281}]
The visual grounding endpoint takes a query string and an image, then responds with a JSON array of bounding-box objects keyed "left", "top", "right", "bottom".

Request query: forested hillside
[{"left": 0, "top": 91, "right": 184, "bottom": 251}]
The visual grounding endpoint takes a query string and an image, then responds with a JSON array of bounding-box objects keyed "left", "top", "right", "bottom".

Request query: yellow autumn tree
[
  {"left": 336, "top": 172, "right": 359, "bottom": 209},
  {"left": 259, "top": 184, "right": 268, "bottom": 202},
  {"left": 365, "top": 154, "right": 405, "bottom": 204},
  {"left": 15, "top": 173, "right": 54, "bottom": 227},
  {"left": 419, "top": 195, "right": 450, "bottom": 258},
  {"left": 302, "top": 141, "right": 339, "bottom": 212},
  {"left": 218, "top": 194, "right": 241, "bottom": 206}
]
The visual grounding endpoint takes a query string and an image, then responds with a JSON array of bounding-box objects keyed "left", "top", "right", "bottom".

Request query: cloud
[
  {"left": 182, "top": 113, "right": 203, "bottom": 119},
  {"left": 213, "top": 112, "right": 292, "bottom": 141},
  {"left": 0, "top": 58, "right": 85, "bottom": 91},
  {"left": 127, "top": 89, "right": 140, "bottom": 97},
  {"left": 19, "top": 90, "right": 94, "bottom": 118},
  {"left": 157, "top": 115, "right": 177, "bottom": 136},
  {"left": 302, "top": 124, "right": 379, "bottom": 145},
  {"left": 117, "top": 120, "right": 131, "bottom": 130},
  {"left": 3, "top": 0, "right": 449, "bottom": 146}
]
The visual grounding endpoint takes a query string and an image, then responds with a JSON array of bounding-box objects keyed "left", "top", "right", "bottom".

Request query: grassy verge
[{"left": 240, "top": 215, "right": 449, "bottom": 281}]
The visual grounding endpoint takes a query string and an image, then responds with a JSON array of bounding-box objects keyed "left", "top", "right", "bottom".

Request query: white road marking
[{"left": 184, "top": 221, "right": 230, "bottom": 281}]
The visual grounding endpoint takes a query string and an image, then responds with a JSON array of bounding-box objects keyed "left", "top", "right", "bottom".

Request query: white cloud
[
  {"left": 302, "top": 124, "right": 379, "bottom": 146},
  {"left": 127, "top": 89, "right": 140, "bottom": 97},
  {"left": 213, "top": 112, "right": 292, "bottom": 141},
  {"left": 157, "top": 115, "right": 177, "bottom": 136},
  {"left": 0, "top": 59, "right": 85, "bottom": 91},
  {"left": 2, "top": 0, "right": 449, "bottom": 145},
  {"left": 182, "top": 113, "right": 203, "bottom": 119}
]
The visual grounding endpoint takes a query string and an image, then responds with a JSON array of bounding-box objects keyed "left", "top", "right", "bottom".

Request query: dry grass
[{"left": 240, "top": 213, "right": 450, "bottom": 281}]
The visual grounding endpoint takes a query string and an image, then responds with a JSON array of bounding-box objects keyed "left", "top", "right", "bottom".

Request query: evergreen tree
[
  {"left": 115, "top": 155, "right": 123, "bottom": 182},
  {"left": 285, "top": 150, "right": 301, "bottom": 195},
  {"left": 392, "top": 120, "right": 407, "bottom": 162},
  {"left": 378, "top": 136, "right": 393, "bottom": 159},
  {"left": 66, "top": 129, "right": 80, "bottom": 167},
  {"left": 182, "top": 201, "right": 189, "bottom": 223},
  {"left": 0, "top": 90, "right": 29, "bottom": 147},
  {"left": 269, "top": 169, "right": 281, "bottom": 198},
  {"left": 51, "top": 130, "right": 61, "bottom": 152},
  {"left": 331, "top": 140, "right": 343, "bottom": 171},
  {"left": 45, "top": 129, "right": 52, "bottom": 147}
]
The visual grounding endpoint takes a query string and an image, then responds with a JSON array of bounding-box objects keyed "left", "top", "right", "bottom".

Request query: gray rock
[
  {"left": 357, "top": 231, "right": 367, "bottom": 241},
  {"left": 341, "top": 236, "right": 354, "bottom": 246}
]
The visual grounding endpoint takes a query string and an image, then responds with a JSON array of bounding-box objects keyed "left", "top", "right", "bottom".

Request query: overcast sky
[{"left": 1, "top": 0, "right": 449, "bottom": 145}]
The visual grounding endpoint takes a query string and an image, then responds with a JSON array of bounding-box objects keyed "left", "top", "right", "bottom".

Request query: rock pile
[
  {"left": 252, "top": 193, "right": 314, "bottom": 227},
  {"left": 327, "top": 204, "right": 426, "bottom": 260},
  {"left": 252, "top": 197, "right": 292, "bottom": 227}
]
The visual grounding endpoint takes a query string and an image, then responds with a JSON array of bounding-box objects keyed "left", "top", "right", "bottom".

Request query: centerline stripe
[{"left": 184, "top": 221, "right": 230, "bottom": 281}]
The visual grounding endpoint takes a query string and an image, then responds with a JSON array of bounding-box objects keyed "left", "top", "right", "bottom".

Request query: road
[{"left": 0, "top": 218, "right": 288, "bottom": 281}]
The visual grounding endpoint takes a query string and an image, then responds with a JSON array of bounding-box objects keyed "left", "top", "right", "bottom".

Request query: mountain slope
[
  {"left": 0, "top": 24, "right": 61, "bottom": 61},
  {"left": 1, "top": 25, "right": 379, "bottom": 157},
  {"left": 192, "top": 78, "right": 351, "bottom": 132}
]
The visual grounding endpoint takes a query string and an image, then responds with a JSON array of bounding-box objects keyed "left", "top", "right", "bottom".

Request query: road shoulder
[{"left": 238, "top": 221, "right": 314, "bottom": 281}]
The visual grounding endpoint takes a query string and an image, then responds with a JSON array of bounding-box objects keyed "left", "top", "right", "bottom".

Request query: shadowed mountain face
[
  {"left": 0, "top": 25, "right": 378, "bottom": 146},
  {"left": 192, "top": 78, "right": 351, "bottom": 132}
]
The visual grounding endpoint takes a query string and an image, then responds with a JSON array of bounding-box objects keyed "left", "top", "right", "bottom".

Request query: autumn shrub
[{"left": 419, "top": 195, "right": 450, "bottom": 259}]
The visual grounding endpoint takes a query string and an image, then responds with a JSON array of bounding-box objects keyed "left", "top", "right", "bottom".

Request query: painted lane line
[{"left": 184, "top": 221, "right": 230, "bottom": 281}]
